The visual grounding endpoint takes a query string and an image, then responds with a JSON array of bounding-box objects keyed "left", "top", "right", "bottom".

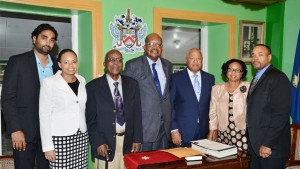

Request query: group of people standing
[{"left": 0, "top": 23, "right": 291, "bottom": 169}]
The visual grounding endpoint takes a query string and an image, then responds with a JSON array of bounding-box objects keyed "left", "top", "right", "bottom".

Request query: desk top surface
[{"left": 138, "top": 153, "right": 250, "bottom": 169}]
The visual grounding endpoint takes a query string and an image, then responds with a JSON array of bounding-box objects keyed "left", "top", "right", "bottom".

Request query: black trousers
[
  {"left": 247, "top": 130, "right": 286, "bottom": 169},
  {"left": 13, "top": 134, "right": 48, "bottom": 169}
]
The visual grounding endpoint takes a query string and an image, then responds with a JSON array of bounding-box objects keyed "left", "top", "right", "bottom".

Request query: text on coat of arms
[{"left": 109, "top": 9, "right": 148, "bottom": 54}]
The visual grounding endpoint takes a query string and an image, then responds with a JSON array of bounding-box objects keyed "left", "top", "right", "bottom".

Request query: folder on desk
[{"left": 191, "top": 139, "right": 237, "bottom": 159}]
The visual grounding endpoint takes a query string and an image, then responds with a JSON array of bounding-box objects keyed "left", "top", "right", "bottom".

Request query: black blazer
[
  {"left": 85, "top": 74, "right": 143, "bottom": 161},
  {"left": 1, "top": 50, "right": 59, "bottom": 142},
  {"left": 247, "top": 65, "right": 291, "bottom": 158}
]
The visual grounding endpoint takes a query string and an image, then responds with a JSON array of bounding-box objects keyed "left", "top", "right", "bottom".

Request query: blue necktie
[
  {"left": 152, "top": 63, "right": 163, "bottom": 99},
  {"left": 113, "top": 82, "right": 125, "bottom": 126},
  {"left": 152, "top": 63, "right": 163, "bottom": 117},
  {"left": 193, "top": 74, "right": 201, "bottom": 101}
]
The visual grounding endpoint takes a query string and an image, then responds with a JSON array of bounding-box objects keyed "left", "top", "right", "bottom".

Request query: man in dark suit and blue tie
[
  {"left": 86, "top": 49, "right": 142, "bottom": 169},
  {"left": 123, "top": 33, "right": 173, "bottom": 151},
  {"left": 247, "top": 44, "right": 291, "bottom": 169},
  {"left": 170, "top": 48, "right": 215, "bottom": 147}
]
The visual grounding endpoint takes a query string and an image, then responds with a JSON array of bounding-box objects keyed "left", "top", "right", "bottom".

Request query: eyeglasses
[
  {"left": 146, "top": 42, "right": 163, "bottom": 47},
  {"left": 227, "top": 68, "right": 242, "bottom": 73},
  {"left": 107, "top": 57, "right": 123, "bottom": 63}
]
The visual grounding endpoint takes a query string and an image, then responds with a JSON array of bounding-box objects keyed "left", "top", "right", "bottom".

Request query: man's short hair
[{"left": 31, "top": 23, "right": 58, "bottom": 41}]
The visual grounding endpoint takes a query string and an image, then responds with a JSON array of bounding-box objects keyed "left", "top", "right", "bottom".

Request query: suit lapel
[
  {"left": 121, "top": 76, "right": 129, "bottom": 116},
  {"left": 200, "top": 71, "right": 209, "bottom": 103},
  {"left": 27, "top": 50, "right": 40, "bottom": 87},
  {"left": 161, "top": 58, "right": 171, "bottom": 97},
  {"left": 55, "top": 72, "right": 77, "bottom": 97},
  {"left": 248, "top": 66, "right": 273, "bottom": 96},
  {"left": 98, "top": 75, "right": 115, "bottom": 108},
  {"left": 142, "top": 56, "right": 159, "bottom": 95},
  {"left": 182, "top": 69, "right": 198, "bottom": 101}
]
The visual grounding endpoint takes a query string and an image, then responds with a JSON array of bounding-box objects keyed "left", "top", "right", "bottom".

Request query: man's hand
[
  {"left": 131, "top": 143, "right": 141, "bottom": 153},
  {"left": 171, "top": 130, "right": 182, "bottom": 145},
  {"left": 97, "top": 144, "right": 110, "bottom": 160},
  {"left": 11, "top": 131, "right": 26, "bottom": 151},
  {"left": 45, "top": 150, "right": 56, "bottom": 162},
  {"left": 259, "top": 145, "right": 272, "bottom": 158}
]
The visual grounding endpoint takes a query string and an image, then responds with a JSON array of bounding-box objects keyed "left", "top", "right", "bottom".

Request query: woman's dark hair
[
  {"left": 221, "top": 59, "right": 247, "bottom": 79},
  {"left": 58, "top": 49, "right": 77, "bottom": 62},
  {"left": 31, "top": 23, "right": 58, "bottom": 41}
]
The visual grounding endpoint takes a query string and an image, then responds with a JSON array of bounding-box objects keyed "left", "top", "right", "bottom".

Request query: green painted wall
[
  {"left": 4, "top": 0, "right": 300, "bottom": 168},
  {"left": 78, "top": 12, "right": 93, "bottom": 82},
  {"left": 101, "top": 0, "right": 267, "bottom": 83},
  {"left": 282, "top": 0, "right": 300, "bottom": 79},
  {"left": 265, "top": 2, "right": 285, "bottom": 70}
]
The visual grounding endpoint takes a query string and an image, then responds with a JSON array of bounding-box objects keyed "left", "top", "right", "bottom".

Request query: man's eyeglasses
[
  {"left": 107, "top": 57, "right": 123, "bottom": 63},
  {"left": 227, "top": 68, "right": 242, "bottom": 73},
  {"left": 146, "top": 42, "right": 163, "bottom": 47}
]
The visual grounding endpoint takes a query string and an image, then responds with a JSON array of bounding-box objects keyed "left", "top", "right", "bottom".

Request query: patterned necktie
[
  {"left": 152, "top": 63, "right": 163, "bottom": 99},
  {"left": 113, "top": 82, "right": 125, "bottom": 126},
  {"left": 193, "top": 74, "right": 201, "bottom": 101},
  {"left": 249, "top": 76, "right": 258, "bottom": 94}
]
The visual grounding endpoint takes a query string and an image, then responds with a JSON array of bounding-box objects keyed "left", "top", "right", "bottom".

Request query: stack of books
[
  {"left": 191, "top": 139, "right": 237, "bottom": 159},
  {"left": 185, "top": 155, "right": 203, "bottom": 165}
]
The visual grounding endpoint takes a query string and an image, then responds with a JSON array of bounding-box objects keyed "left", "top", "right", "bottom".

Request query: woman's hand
[
  {"left": 207, "top": 130, "right": 218, "bottom": 141},
  {"left": 45, "top": 150, "right": 56, "bottom": 162}
]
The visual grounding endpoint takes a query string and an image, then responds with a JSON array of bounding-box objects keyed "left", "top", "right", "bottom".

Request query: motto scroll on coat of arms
[{"left": 109, "top": 9, "right": 148, "bottom": 54}]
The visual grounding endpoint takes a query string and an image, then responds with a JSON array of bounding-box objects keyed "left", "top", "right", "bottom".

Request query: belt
[{"left": 116, "top": 132, "right": 125, "bottom": 136}]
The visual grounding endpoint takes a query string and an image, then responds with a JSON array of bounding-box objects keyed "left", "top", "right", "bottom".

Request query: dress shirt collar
[
  {"left": 146, "top": 56, "right": 162, "bottom": 68},
  {"left": 256, "top": 64, "right": 271, "bottom": 80},
  {"left": 106, "top": 73, "right": 121, "bottom": 86},
  {"left": 187, "top": 68, "right": 201, "bottom": 77}
]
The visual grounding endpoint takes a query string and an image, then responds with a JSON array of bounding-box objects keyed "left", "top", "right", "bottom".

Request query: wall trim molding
[{"left": 154, "top": 8, "right": 236, "bottom": 59}]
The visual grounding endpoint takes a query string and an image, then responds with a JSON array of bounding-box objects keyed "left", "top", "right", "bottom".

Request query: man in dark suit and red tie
[
  {"left": 86, "top": 49, "right": 142, "bottom": 169},
  {"left": 247, "top": 44, "right": 291, "bottom": 169},
  {"left": 1, "top": 23, "right": 60, "bottom": 169},
  {"left": 170, "top": 48, "right": 215, "bottom": 147}
]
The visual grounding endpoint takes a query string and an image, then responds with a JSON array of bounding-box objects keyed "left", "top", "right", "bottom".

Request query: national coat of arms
[{"left": 109, "top": 9, "right": 147, "bottom": 54}]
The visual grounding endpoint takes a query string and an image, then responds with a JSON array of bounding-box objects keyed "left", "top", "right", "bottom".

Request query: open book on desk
[{"left": 191, "top": 139, "right": 237, "bottom": 159}]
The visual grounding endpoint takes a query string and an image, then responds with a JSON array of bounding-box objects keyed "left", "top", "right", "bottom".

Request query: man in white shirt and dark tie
[{"left": 86, "top": 49, "right": 142, "bottom": 169}]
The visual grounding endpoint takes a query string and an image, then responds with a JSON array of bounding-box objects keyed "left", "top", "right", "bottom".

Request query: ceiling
[
  {"left": 222, "top": 0, "right": 287, "bottom": 6},
  {"left": 162, "top": 26, "right": 200, "bottom": 64}
]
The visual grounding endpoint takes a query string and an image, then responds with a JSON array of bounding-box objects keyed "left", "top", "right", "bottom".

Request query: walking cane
[{"left": 105, "top": 147, "right": 112, "bottom": 169}]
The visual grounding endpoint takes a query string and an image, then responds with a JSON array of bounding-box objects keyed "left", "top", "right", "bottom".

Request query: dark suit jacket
[
  {"left": 123, "top": 55, "right": 173, "bottom": 142},
  {"left": 247, "top": 65, "right": 291, "bottom": 158},
  {"left": 85, "top": 74, "right": 143, "bottom": 161},
  {"left": 1, "top": 50, "right": 59, "bottom": 142},
  {"left": 170, "top": 68, "right": 215, "bottom": 143}
]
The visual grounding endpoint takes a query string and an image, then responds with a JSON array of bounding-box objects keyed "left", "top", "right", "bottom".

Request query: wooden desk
[{"left": 138, "top": 154, "right": 250, "bottom": 169}]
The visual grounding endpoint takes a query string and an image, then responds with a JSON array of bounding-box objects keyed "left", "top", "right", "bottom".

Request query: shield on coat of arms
[{"left": 122, "top": 29, "right": 136, "bottom": 48}]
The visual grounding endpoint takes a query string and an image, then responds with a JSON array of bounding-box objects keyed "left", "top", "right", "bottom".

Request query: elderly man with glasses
[{"left": 86, "top": 49, "right": 142, "bottom": 169}]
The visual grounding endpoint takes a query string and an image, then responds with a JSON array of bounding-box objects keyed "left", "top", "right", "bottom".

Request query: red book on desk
[{"left": 124, "top": 150, "right": 181, "bottom": 169}]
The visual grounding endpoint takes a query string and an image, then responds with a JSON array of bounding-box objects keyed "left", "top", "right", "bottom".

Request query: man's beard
[{"left": 36, "top": 45, "right": 52, "bottom": 55}]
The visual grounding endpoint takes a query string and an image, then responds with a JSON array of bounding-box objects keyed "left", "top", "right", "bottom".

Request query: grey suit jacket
[{"left": 123, "top": 55, "right": 173, "bottom": 142}]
